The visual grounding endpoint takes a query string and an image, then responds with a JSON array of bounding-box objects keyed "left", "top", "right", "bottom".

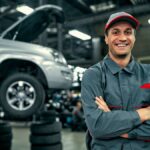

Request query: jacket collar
[{"left": 103, "top": 55, "right": 135, "bottom": 74}]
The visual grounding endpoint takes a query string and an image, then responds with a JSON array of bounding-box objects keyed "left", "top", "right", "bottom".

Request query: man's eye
[
  {"left": 112, "top": 31, "right": 119, "bottom": 35},
  {"left": 125, "top": 30, "right": 132, "bottom": 35}
]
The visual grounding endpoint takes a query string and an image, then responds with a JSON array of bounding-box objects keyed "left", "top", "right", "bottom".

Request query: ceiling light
[
  {"left": 148, "top": 19, "right": 150, "bottom": 24},
  {"left": 16, "top": 5, "right": 33, "bottom": 15},
  {"left": 69, "top": 29, "right": 91, "bottom": 40},
  {"left": 90, "top": 1, "right": 115, "bottom": 13}
]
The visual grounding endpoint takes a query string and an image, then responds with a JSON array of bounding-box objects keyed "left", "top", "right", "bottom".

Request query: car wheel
[{"left": 0, "top": 73, "right": 45, "bottom": 119}]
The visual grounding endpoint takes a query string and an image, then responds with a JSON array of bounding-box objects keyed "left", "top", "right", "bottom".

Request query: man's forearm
[
  {"left": 118, "top": 107, "right": 150, "bottom": 139},
  {"left": 96, "top": 96, "right": 150, "bottom": 122},
  {"left": 115, "top": 107, "right": 150, "bottom": 139}
]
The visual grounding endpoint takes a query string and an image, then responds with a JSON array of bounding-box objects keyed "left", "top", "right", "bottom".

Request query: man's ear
[{"left": 105, "top": 35, "right": 108, "bottom": 45}]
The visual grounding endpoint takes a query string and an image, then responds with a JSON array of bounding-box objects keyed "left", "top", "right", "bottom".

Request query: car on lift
[{"left": 0, "top": 5, "right": 73, "bottom": 120}]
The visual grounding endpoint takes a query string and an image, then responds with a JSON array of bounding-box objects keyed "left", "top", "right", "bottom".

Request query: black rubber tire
[
  {"left": 0, "top": 133, "right": 12, "bottom": 142},
  {"left": 0, "top": 142, "right": 11, "bottom": 150},
  {"left": 0, "top": 122, "right": 12, "bottom": 134},
  {"left": 31, "top": 143, "right": 62, "bottom": 150},
  {"left": 30, "top": 133, "right": 61, "bottom": 145},
  {"left": 39, "top": 110, "right": 58, "bottom": 123},
  {"left": 0, "top": 73, "right": 45, "bottom": 119},
  {"left": 30, "top": 121, "right": 62, "bottom": 135}
]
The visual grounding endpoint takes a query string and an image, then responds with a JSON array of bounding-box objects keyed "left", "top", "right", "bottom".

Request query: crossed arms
[
  {"left": 81, "top": 68, "right": 150, "bottom": 140},
  {"left": 95, "top": 96, "right": 150, "bottom": 139}
]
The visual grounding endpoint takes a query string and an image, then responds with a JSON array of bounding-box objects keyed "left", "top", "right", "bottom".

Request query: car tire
[
  {"left": 0, "top": 133, "right": 13, "bottom": 142},
  {"left": 39, "top": 110, "right": 58, "bottom": 124},
  {"left": 30, "top": 121, "right": 62, "bottom": 135},
  {"left": 0, "top": 142, "right": 12, "bottom": 150},
  {"left": 0, "top": 73, "right": 45, "bottom": 119},
  {"left": 30, "top": 133, "right": 61, "bottom": 145},
  {"left": 0, "top": 122, "right": 12, "bottom": 134},
  {"left": 0, "top": 122, "right": 12, "bottom": 150},
  {"left": 31, "top": 143, "right": 62, "bottom": 150}
]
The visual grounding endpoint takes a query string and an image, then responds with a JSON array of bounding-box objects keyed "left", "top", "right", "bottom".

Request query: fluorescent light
[
  {"left": 148, "top": 19, "right": 150, "bottom": 24},
  {"left": 69, "top": 29, "right": 91, "bottom": 40},
  {"left": 16, "top": 5, "right": 33, "bottom": 15}
]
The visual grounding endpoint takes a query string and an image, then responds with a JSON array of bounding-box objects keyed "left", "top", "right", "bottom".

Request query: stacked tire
[
  {"left": 30, "top": 121, "right": 62, "bottom": 150},
  {"left": 0, "top": 122, "right": 12, "bottom": 150}
]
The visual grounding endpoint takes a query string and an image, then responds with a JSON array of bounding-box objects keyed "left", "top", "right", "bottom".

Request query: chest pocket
[
  {"left": 132, "top": 87, "right": 150, "bottom": 109},
  {"left": 129, "top": 76, "right": 150, "bottom": 110}
]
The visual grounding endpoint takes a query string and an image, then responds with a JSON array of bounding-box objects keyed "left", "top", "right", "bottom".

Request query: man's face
[{"left": 105, "top": 22, "right": 135, "bottom": 58}]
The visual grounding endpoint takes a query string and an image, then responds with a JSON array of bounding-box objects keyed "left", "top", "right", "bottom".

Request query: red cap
[{"left": 105, "top": 12, "right": 140, "bottom": 32}]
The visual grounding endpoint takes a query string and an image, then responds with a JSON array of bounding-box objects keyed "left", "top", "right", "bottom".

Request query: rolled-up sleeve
[{"left": 81, "top": 67, "right": 142, "bottom": 139}]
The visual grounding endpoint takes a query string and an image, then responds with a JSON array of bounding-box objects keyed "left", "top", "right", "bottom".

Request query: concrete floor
[{"left": 11, "top": 122, "right": 86, "bottom": 150}]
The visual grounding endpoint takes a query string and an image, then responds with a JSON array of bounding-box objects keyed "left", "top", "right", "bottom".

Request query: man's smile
[{"left": 114, "top": 43, "right": 129, "bottom": 47}]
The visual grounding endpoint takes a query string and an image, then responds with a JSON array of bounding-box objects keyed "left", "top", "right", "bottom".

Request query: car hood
[{"left": 0, "top": 5, "right": 64, "bottom": 42}]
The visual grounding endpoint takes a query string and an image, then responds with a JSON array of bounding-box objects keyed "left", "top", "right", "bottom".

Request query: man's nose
[{"left": 119, "top": 33, "right": 127, "bottom": 41}]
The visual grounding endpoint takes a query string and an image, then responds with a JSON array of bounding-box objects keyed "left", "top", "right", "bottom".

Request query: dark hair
[{"left": 105, "top": 29, "right": 109, "bottom": 36}]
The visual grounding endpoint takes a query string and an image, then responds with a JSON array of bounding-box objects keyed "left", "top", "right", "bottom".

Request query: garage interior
[{"left": 0, "top": 0, "right": 150, "bottom": 150}]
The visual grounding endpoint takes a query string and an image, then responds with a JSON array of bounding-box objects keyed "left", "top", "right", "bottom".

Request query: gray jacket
[{"left": 81, "top": 55, "right": 150, "bottom": 150}]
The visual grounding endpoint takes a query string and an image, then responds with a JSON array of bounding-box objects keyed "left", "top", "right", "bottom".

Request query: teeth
[{"left": 116, "top": 44, "right": 127, "bottom": 47}]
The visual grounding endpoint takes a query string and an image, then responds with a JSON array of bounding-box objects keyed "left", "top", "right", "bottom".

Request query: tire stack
[
  {"left": 30, "top": 121, "right": 62, "bottom": 150},
  {"left": 0, "top": 122, "right": 12, "bottom": 150}
]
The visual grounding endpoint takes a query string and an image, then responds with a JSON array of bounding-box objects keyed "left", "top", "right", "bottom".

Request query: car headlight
[{"left": 53, "top": 52, "right": 67, "bottom": 65}]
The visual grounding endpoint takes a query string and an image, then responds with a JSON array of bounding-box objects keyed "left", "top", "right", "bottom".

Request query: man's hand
[
  {"left": 136, "top": 106, "right": 150, "bottom": 122},
  {"left": 95, "top": 96, "right": 110, "bottom": 112},
  {"left": 95, "top": 96, "right": 129, "bottom": 139},
  {"left": 120, "top": 133, "right": 129, "bottom": 138}
]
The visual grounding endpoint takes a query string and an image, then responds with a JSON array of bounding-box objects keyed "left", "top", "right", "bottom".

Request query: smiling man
[{"left": 81, "top": 12, "right": 150, "bottom": 150}]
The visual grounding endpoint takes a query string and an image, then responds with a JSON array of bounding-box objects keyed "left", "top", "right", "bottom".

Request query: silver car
[{"left": 0, "top": 5, "right": 72, "bottom": 119}]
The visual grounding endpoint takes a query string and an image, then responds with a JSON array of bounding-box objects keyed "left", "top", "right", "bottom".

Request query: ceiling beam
[
  {"left": 65, "top": 0, "right": 92, "bottom": 13},
  {"left": 64, "top": 4, "right": 150, "bottom": 27}
]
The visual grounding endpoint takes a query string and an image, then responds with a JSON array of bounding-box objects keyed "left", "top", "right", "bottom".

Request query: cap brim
[{"left": 105, "top": 16, "right": 140, "bottom": 31}]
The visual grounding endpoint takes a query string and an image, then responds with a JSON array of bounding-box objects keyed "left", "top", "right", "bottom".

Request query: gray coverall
[{"left": 81, "top": 55, "right": 150, "bottom": 150}]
